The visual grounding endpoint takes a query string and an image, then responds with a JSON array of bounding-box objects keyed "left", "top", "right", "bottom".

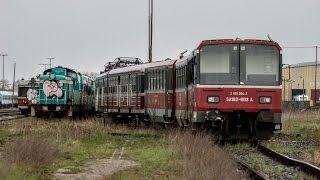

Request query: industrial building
[{"left": 282, "top": 62, "right": 320, "bottom": 104}]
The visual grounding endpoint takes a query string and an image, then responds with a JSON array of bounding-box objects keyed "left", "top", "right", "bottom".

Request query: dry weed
[
  {"left": 3, "top": 136, "right": 59, "bottom": 169},
  {"left": 173, "top": 131, "right": 244, "bottom": 180},
  {"left": 303, "top": 151, "right": 320, "bottom": 166}
]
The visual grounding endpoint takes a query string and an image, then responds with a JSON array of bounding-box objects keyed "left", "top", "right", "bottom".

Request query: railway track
[
  {"left": 257, "top": 144, "right": 320, "bottom": 179},
  {"left": 230, "top": 143, "right": 320, "bottom": 179},
  {"left": 234, "top": 158, "right": 268, "bottom": 180},
  {"left": 0, "top": 108, "right": 25, "bottom": 121}
]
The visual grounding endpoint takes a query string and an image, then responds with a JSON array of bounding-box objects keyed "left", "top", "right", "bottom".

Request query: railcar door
[{"left": 164, "top": 67, "right": 168, "bottom": 122}]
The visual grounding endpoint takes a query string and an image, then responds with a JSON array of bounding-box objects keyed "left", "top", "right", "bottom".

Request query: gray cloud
[{"left": 0, "top": 0, "right": 319, "bottom": 82}]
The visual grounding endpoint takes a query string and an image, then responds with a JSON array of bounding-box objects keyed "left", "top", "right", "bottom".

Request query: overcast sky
[{"left": 1, "top": 0, "right": 320, "bottom": 82}]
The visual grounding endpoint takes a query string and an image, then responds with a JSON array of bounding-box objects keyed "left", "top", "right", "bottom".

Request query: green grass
[
  {"left": 267, "top": 111, "right": 320, "bottom": 166},
  {"left": 0, "top": 119, "right": 180, "bottom": 179},
  {"left": 247, "top": 153, "right": 284, "bottom": 176},
  {"left": 280, "top": 111, "right": 320, "bottom": 142}
]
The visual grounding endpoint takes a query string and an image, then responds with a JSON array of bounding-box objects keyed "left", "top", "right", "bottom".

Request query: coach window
[
  {"left": 153, "top": 71, "right": 156, "bottom": 90},
  {"left": 156, "top": 71, "right": 159, "bottom": 90},
  {"left": 149, "top": 72, "right": 151, "bottom": 90},
  {"left": 163, "top": 70, "right": 166, "bottom": 89},
  {"left": 176, "top": 68, "right": 179, "bottom": 88},
  {"left": 159, "top": 71, "right": 162, "bottom": 90},
  {"left": 178, "top": 68, "right": 181, "bottom": 88},
  {"left": 132, "top": 75, "right": 136, "bottom": 92},
  {"left": 153, "top": 71, "right": 157, "bottom": 90},
  {"left": 125, "top": 76, "right": 128, "bottom": 93},
  {"left": 154, "top": 71, "right": 156, "bottom": 90},
  {"left": 150, "top": 72, "right": 153, "bottom": 90},
  {"left": 158, "top": 71, "right": 160, "bottom": 90},
  {"left": 184, "top": 66, "right": 186, "bottom": 87},
  {"left": 179, "top": 67, "right": 182, "bottom": 88},
  {"left": 182, "top": 67, "right": 184, "bottom": 87}
]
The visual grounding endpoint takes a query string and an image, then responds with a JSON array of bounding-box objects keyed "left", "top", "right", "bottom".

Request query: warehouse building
[{"left": 282, "top": 62, "right": 320, "bottom": 104}]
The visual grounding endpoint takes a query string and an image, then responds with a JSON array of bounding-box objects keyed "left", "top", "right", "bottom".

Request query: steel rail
[
  {"left": 257, "top": 144, "right": 320, "bottom": 179},
  {"left": 234, "top": 158, "right": 268, "bottom": 180}
]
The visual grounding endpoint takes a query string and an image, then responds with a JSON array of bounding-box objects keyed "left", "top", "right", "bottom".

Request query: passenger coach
[{"left": 96, "top": 58, "right": 176, "bottom": 125}]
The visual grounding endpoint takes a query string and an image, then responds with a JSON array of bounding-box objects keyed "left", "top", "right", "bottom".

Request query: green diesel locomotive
[{"left": 31, "top": 66, "right": 96, "bottom": 118}]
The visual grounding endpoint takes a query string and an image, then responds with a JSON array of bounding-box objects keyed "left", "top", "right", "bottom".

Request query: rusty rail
[{"left": 257, "top": 144, "right": 320, "bottom": 179}]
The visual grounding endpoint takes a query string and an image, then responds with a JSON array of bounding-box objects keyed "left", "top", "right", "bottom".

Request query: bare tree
[
  {"left": 0, "top": 79, "right": 11, "bottom": 90},
  {"left": 81, "top": 71, "right": 98, "bottom": 80}
]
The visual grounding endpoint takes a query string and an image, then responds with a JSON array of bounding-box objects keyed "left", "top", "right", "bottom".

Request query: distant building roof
[{"left": 283, "top": 61, "right": 320, "bottom": 68}]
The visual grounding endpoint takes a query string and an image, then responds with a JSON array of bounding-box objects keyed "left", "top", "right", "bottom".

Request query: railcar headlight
[
  {"left": 207, "top": 96, "right": 220, "bottom": 103},
  {"left": 259, "top": 96, "right": 272, "bottom": 104},
  {"left": 31, "top": 99, "right": 37, "bottom": 104}
]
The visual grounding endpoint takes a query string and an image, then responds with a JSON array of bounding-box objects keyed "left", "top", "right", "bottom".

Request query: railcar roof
[
  {"left": 197, "top": 39, "right": 282, "bottom": 50},
  {"left": 98, "top": 59, "right": 176, "bottom": 78}
]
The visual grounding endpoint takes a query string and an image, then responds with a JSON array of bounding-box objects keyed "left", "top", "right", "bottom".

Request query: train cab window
[
  {"left": 240, "top": 45, "right": 280, "bottom": 85},
  {"left": 200, "top": 44, "right": 239, "bottom": 85}
]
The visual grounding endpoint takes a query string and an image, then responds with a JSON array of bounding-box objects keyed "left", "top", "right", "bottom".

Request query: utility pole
[
  {"left": 148, "top": 0, "right": 153, "bottom": 63},
  {"left": 12, "top": 60, "right": 16, "bottom": 108},
  {"left": 0, "top": 54, "right": 8, "bottom": 90},
  {"left": 47, "top": 57, "right": 55, "bottom": 68},
  {"left": 315, "top": 46, "right": 318, "bottom": 103}
]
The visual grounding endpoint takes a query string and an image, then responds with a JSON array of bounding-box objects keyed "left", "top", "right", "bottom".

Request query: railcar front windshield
[
  {"left": 18, "top": 87, "right": 29, "bottom": 97},
  {"left": 199, "top": 44, "right": 280, "bottom": 86},
  {"left": 199, "top": 44, "right": 239, "bottom": 85}
]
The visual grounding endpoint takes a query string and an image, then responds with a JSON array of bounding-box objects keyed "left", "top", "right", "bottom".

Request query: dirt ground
[
  {"left": 54, "top": 139, "right": 139, "bottom": 180},
  {"left": 53, "top": 159, "right": 139, "bottom": 180}
]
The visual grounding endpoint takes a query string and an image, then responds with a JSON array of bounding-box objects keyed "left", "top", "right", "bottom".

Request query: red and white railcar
[
  {"left": 96, "top": 63, "right": 146, "bottom": 121},
  {"left": 97, "top": 39, "right": 282, "bottom": 140},
  {"left": 144, "top": 59, "right": 177, "bottom": 123},
  {"left": 17, "top": 78, "right": 39, "bottom": 116},
  {"left": 96, "top": 58, "right": 177, "bottom": 124},
  {"left": 175, "top": 39, "right": 282, "bottom": 139}
]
